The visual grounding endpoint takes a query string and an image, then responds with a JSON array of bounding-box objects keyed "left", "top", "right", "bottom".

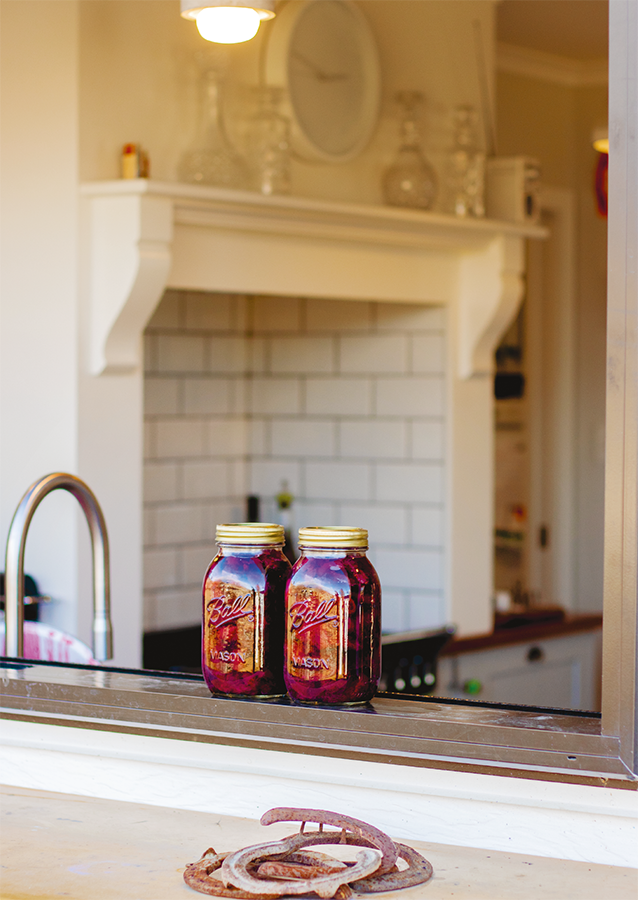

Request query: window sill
[{"left": 1, "top": 659, "right": 634, "bottom": 788}]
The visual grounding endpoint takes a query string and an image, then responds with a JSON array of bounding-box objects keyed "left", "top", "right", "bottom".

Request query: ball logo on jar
[
  {"left": 204, "top": 582, "right": 263, "bottom": 674},
  {"left": 207, "top": 591, "right": 255, "bottom": 630},
  {"left": 289, "top": 596, "right": 339, "bottom": 634},
  {"left": 286, "top": 587, "right": 347, "bottom": 682}
]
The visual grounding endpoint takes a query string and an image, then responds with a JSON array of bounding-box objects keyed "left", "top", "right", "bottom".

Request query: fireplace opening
[{"left": 142, "top": 289, "right": 447, "bottom": 660}]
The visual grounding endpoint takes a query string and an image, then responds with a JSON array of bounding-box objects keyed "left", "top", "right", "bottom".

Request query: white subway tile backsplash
[
  {"left": 271, "top": 418, "right": 336, "bottom": 458},
  {"left": 305, "top": 461, "right": 371, "bottom": 501},
  {"left": 144, "top": 334, "right": 157, "bottom": 373},
  {"left": 340, "top": 421, "right": 407, "bottom": 459},
  {"left": 252, "top": 295, "right": 302, "bottom": 332},
  {"left": 271, "top": 336, "right": 335, "bottom": 374},
  {"left": 157, "top": 335, "right": 206, "bottom": 372},
  {"left": 154, "top": 503, "right": 208, "bottom": 546},
  {"left": 184, "top": 292, "right": 232, "bottom": 332},
  {"left": 249, "top": 377, "right": 301, "bottom": 415},
  {"left": 250, "top": 460, "right": 302, "bottom": 497},
  {"left": 376, "top": 303, "right": 445, "bottom": 332},
  {"left": 411, "top": 333, "right": 445, "bottom": 374},
  {"left": 248, "top": 337, "right": 268, "bottom": 374},
  {"left": 144, "top": 463, "right": 179, "bottom": 504},
  {"left": 374, "top": 548, "right": 443, "bottom": 591},
  {"left": 380, "top": 590, "right": 408, "bottom": 633},
  {"left": 207, "top": 336, "right": 247, "bottom": 373},
  {"left": 152, "top": 588, "right": 201, "bottom": 631},
  {"left": 181, "top": 543, "right": 216, "bottom": 587},
  {"left": 155, "top": 419, "right": 206, "bottom": 459},
  {"left": 144, "top": 421, "right": 156, "bottom": 460},
  {"left": 305, "top": 378, "right": 372, "bottom": 416},
  {"left": 411, "top": 421, "right": 444, "bottom": 459},
  {"left": 248, "top": 418, "right": 269, "bottom": 456},
  {"left": 295, "top": 500, "right": 339, "bottom": 529},
  {"left": 376, "top": 463, "right": 443, "bottom": 503},
  {"left": 205, "top": 500, "right": 245, "bottom": 538},
  {"left": 144, "top": 294, "right": 449, "bottom": 634},
  {"left": 144, "top": 548, "right": 179, "bottom": 590},
  {"left": 145, "top": 378, "right": 180, "bottom": 416},
  {"left": 411, "top": 506, "right": 444, "bottom": 547},
  {"left": 205, "top": 417, "right": 248, "bottom": 457},
  {"left": 340, "top": 335, "right": 408, "bottom": 374},
  {"left": 144, "top": 507, "right": 156, "bottom": 546},
  {"left": 183, "top": 378, "right": 232, "bottom": 416},
  {"left": 375, "top": 376, "right": 444, "bottom": 417},
  {"left": 183, "top": 460, "right": 233, "bottom": 500},
  {"left": 143, "top": 593, "right": 157, "bottom": 632},
  {"left": 147, "top": 291, "right": 182, "bottom": 330},
  {"left": 339, "top": 504, "right": 407, "bottom": 545},
  {"left": 307, "top": 298, "right": 372, "bottom": 332},
  {"left": 229, "top": 459, "right": 247, "bottom": 498}
]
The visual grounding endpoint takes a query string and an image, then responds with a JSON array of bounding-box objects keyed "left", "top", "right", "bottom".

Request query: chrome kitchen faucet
[{"left": 4, "top": 473, "right": 113, "bottom": 660}]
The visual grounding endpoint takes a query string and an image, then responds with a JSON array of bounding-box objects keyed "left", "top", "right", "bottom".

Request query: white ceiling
[{"left": 497, "top": 0, "right": 609, "bottom": 60}]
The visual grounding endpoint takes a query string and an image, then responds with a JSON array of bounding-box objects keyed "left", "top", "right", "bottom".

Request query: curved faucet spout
[{"left": 4, "top": 473, "right": 113, "bottom": 661}]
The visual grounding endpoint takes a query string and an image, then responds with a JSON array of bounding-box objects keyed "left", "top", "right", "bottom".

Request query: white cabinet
[{"left": 436, "top": 627, "right": 602, "bottom": 711}]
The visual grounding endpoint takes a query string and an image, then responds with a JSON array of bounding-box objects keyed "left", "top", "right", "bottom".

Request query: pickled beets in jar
[
  {"left": 284, "top": 527, "right": 381, "bottom": 705},
  {"left": 202, "top": 523, "right": 290, "bottom": 697}
]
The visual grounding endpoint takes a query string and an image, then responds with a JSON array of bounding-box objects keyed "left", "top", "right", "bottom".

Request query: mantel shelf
[
  {"left": 81, "top": 179, "right": 546, "bottom": 255},
  {"left": 81, "top": 179, "right": 545, "bottom": 378}
]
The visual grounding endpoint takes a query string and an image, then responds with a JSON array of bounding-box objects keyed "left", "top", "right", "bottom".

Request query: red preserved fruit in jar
[
  {"left": 284, "top": 527, "right": 381, "bottom": 705},
  {"left": 203, "top": 523, "right": 290, "bottom": 697}
]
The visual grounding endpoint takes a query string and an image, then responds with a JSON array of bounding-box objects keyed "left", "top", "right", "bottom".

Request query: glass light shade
[
  {"left": 181, "top": 1, "right": 275, "bottom": 44},
  {"left": 196, "top": 6, "right": 261, "bottom": 43}
]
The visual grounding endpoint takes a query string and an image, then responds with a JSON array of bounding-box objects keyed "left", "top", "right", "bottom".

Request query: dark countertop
[{"left": 440, "top": 613, "right": 603, "bottom": 657}]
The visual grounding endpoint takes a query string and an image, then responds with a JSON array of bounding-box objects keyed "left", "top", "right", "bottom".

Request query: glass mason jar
[
  {"left": 202, "top": 523, "right": 291, "bottom": 697},
  {"left": 284, "top": 527, "right": 381, "bottom": 705}
]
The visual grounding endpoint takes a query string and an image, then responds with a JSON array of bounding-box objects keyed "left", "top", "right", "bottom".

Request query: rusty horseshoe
[
  {"left": 260, "top": 807, "right": 398, "bottom": 875},
  {"left": 183, "top": 848, "right": 281, "bottom": 899},
  {"left": 221, "top": 832, "right": 381, "bottom": 899},
  {"left": 353, "top": 841, "right": 434, "bottom": 893}
]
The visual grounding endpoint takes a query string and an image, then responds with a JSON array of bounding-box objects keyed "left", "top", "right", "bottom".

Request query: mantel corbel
[
  {"left": 86, "top": 192, "right": 173, "bottom": 375},
  {"left": 456, "top": 234, "right": 525, "bottom": 379}
]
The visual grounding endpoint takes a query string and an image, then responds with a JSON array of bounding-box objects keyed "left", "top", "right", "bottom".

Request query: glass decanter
[
  {"left": 248, "top": 86, "right": 291, "bottom": 196},
  {"left": 383, "top": 91, "right": 437, "bottom": 211},
  {"left": 178, "top": 68, "right": 249, "bottom": 189},
  {"left": 449, "top": 104, "right": 485, "bottom": 218}
]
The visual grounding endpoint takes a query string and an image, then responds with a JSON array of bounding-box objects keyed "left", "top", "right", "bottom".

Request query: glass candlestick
[
  {"left": 449, "top": 104, "right": 485, "bottom": 218},
  {"left": 178, "top": 68, "right": 249, "bottom": 189},
  {"left": 248, "top": 86, "right": 291, "bottom": 196},
  {"left": 382, "top": 91, "right": 437, "bottom": 211}
]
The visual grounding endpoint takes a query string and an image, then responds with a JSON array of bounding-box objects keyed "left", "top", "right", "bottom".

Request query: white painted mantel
[
  {"left": 81, "top": 179, "right": 545, "bottom": 640},
  {"left": 82, "top": 179, "right": 543, "bottom": 378}
]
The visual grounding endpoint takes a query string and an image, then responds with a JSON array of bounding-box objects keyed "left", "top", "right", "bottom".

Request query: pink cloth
[{"left": 0, "top": 620, "right": 97, "bottom": 664}]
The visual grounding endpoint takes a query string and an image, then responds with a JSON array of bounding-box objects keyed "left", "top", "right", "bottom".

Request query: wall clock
[{"left": 263, "top": 0, "right": 381, "bottom": 163}]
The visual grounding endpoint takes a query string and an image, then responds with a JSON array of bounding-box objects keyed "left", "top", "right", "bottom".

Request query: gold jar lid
[
  {"left": 298, "top": 526, "right": 368, "bottom": 549},
  {"left": 216, "top": 523, "right": 284, "bottom": 545}
]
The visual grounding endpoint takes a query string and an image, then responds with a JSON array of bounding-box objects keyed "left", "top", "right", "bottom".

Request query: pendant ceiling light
[{"left": 181, "top": 0, "right": 275, "bottom": 44}]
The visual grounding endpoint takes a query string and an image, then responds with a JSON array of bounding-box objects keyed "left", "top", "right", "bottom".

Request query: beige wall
[{"left": 79, "top": 0, "right": 496, "bottom": 206}]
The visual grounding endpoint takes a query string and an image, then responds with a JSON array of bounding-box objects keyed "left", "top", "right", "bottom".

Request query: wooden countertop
[
  {"left": 1, "top": 784, "right": 636, "bottom": 900},
  {"left": 440, "top": 613, "right": 602, "bottom": 656}
]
